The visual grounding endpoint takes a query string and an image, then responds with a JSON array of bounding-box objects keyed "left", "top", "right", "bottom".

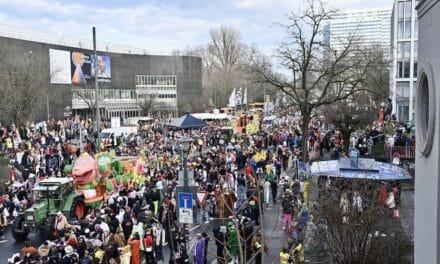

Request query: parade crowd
[{"left": 0, "top": 112, "right": 409, "bottom": 264}]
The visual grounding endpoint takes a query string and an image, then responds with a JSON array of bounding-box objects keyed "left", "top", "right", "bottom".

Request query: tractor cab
[{"left": 32, "top": 177, "right": 74, "bottom": 207}]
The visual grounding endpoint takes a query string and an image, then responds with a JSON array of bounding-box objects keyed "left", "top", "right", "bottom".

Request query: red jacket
[{"left": 143, "top": 234, "right": 154, "bottom": 251}]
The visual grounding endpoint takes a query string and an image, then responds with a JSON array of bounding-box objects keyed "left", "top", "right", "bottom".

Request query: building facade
[
  {"left": 135, "top": 75, "right": 178, "bottom": 118},
  {"left": 324, "top": 8, "right": 392, "bottom": 53},
  {"left": 391, "top": 0, "right": 419, "bottom": 122},
  {"left": 415, "top": 1, "right": 440, "bottom": 263},
  {"left": 0, "top": 26, "right": 203, "bottom": 123}
]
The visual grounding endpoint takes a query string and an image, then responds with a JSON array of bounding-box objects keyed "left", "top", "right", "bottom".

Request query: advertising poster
[
  {"left": 49, "top": 49, "right": 71, "bottom": 84},
  {"left": 71, "top": 52, "right": 92, "bottom": 85},
  {"left": 91, "top": 55, "right": 111, "bottom": 83}
]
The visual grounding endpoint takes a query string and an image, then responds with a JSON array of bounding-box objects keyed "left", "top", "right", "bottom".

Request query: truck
[
  {"left": 99, "top": 126, "right": 138, "bottom": 148},
  {"left": 12, "top": 177, "right": 86, "bottom": 241}
]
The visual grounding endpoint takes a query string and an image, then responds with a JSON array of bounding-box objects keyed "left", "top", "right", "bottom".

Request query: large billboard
[
  {"left": 49, "top": 49, "right": 111, "bottom": 85},
  {"left": 49, "top": 49, "right": 71, "bottom": 84},
  {"left": 71, "top": 52, "right": 92, "bottom": 85},
  {"left": 91, "top": 55, "right": 111, "bottom": 83}
]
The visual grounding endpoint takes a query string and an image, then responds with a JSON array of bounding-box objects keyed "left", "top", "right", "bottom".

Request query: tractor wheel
[
  {"left": 41, "top": 216, "right": 57, "bottom": 240},
  {"left": 12, "top": 215, "right": 29, "bottom": 241},
  {"left": 70, "top": 197, "right": 86, "bottom": 220}
]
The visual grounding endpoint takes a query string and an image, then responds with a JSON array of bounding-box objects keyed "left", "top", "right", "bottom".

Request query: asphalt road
[{"left": 0, "top": 225, "right": 45, "bottom": 260}]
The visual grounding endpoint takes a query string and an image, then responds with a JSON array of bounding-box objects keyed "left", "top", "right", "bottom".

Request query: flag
[
  {"left": 236, "top": 87, "right": 242, "bottom": 105},
  {"left": 228, "top": 87, "right": 236, "bottom": 107},
  {"left": 243, "top": 87, "right": 248, "bottom": 105}
]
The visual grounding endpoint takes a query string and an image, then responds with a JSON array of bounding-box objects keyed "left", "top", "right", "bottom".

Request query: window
[
  {"left": 398, "top": 21, "right": 404, "bottom": 39},
  {"left": 404, "top": 20, "right": 411, "bottom": 38},
  {"left": 414, "top": 20, "right": 418, "bottom": 39},
  {"left": 417, "top": 68, "right": 435, "bottom": 156},
  {"left": 398, "top": 1, "right": 404, "bottom": 20},
  {"left": 397, "top": 102, "right": 409, "bottom": 123},
  {"left": 414, "top": 62, "right": 418, "bottom": 78},
  {"left": 397, "top": 62, "right": 403, "bottom": 78},
  {"left": 404, "top": 1, "right": 412, "bottom": 19},
  {"left": 397, "top": 41, "right": 411, "bottom": 78}
]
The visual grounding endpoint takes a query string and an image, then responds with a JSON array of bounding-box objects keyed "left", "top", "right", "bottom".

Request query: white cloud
[{"left": 0, "top": 0, "right": 393, "bottom": 54}]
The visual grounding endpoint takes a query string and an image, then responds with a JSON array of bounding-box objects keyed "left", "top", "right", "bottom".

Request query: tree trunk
[
  {"left": 342, "top": 129, "right": 352, "bottom": 154},
  {"left": 301, "top": 116, "right": 310, "bottom": 162}
]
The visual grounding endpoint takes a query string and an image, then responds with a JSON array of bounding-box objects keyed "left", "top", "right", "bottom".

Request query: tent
[
  {"left": 310, "top": 158, "right": 412, "bottom": 181},
  {"left": 191, "top": 113, "right": 235, "bottom": 120},
  {"left": 167, "top": 113, "right": 208, "bottom": 129}
]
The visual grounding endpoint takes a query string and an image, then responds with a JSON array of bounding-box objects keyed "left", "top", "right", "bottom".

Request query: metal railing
[{"left": 384, "top": 146, "right": 415, "bottom": 160}]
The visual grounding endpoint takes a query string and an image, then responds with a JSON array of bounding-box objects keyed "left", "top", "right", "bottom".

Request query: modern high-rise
[
  {"left": 324, "top": 8, "right": 392, "bottom": 54},
  {"left": 390, "top": 0, "right": 419, "bottom": 122}
]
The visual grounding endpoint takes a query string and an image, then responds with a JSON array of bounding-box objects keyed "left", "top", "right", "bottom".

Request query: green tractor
[{"left": 12, "top": 177, "right": 86, "bottom": 241}]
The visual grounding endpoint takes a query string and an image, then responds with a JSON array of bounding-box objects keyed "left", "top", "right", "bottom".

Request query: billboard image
[
  {"left": 71, "top": 52, "right": 92, "bottom": 85},
  {"left": 49, "top": 49, "right": 71, "bottom": 84},
  {"left": 91, "top": 55, "right": 111, "bottom": 83}
]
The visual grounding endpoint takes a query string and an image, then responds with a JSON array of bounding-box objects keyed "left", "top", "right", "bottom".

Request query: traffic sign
[
  {"left": 178, "top": 192, "right": 193, "bottom": 209},
  {"left": 197, "top": 191, "right": 208, "bottom": 206},
  {"left": 179, "top": 208, "right": 193, "bottom": 224},
  {"left": 178, "top": 192, "right": 194, "bottom": 224}
]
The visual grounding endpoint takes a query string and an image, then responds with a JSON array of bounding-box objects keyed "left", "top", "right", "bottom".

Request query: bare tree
[
  {"left": 0, "top": 50, "right": 49, "bottom": 126},
  {"left": 188, "top": 26, "right": 254, "bottom": 108},
  {"left": 321, "top": 99, "right": 375, "bottom": 153},
  {"left": 320, "top": 46, "right": 390, "bottom": 153},
  {"left": 312, "top": 177, "right": 412, "bottom": 263},
  {"left": 72, "top": 83, "right": 110, "bottom": 120},
  {"left": 253, "top": 0, "right": 381, "bottom": 162},
  {"left": 137, "top": 95, "right": 156, "bottom": 116}
]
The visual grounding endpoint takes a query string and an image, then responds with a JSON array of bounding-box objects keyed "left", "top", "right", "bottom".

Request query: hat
[
  {"left": 56, "top": 211, "right": 62, "bottom": 216},
  {"left": 38, "top": 245, "right": 50, "bottom": 257},
  {"left": 64, "top": 245, "right": 74, "bottom": 254}
]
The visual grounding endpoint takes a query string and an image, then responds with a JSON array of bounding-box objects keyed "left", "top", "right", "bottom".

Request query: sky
[{"left": 0, "top": 0, "right": 393, "bottom": 55}]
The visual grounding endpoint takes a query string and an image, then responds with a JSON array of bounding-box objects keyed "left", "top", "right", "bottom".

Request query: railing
[{"left": 384, "top": 146, "right": 415, "bottom": 161}]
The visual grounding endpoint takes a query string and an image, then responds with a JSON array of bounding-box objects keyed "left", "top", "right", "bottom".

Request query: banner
[
  {"left": 91, "top": 55, "right": 111, "bottom": 83},
  {"left": 228, "top": 87, "right": 236, "bottom": 107},
  {"left": 243, "top": 87, "right": 247, "bottom": 105},
  {"left": 49, "top": 49, "right": 71, "bottom": 84},
  {"left": 71, "top": 52, "right": 92, "bottom": 85}
]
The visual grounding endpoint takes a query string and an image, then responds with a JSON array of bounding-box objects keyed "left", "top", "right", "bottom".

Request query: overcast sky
[{"left": 0, "top": 0, "right": 393, "bottom": 55}]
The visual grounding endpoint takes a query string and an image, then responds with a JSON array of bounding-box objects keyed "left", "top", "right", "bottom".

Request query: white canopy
[{"left": 191, "top": 113, "right": 235, "bottom": 120}]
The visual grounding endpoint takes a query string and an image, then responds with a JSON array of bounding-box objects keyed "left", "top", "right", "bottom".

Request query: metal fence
[{"left": 385, "top": 146, "right": 415, "bottom": 161}]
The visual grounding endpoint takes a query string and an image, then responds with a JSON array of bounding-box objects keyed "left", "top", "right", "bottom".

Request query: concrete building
[
  {"left": 415, "top": 1, "right": 440, "bottom": 263},
  {"left": 0, "top": 25, "right": 203, "bottom": 122},
  {"left": 324, "top": 8, "right": 392, "bottom": 54},
  {"left": 390, "top": 0, "right": 419, "bottom": 122}
]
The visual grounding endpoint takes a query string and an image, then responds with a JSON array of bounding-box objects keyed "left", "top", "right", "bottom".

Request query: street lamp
[
  {"left": 177, "top": 137, "right": 192, "bottom": 263},
  {"left": 178, "top": 137, "right": 193, "bottom": 193}
]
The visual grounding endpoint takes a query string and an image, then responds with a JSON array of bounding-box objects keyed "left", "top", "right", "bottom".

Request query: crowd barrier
[{"left": 385, "top": 146, "right": 415, "bottom": 161}]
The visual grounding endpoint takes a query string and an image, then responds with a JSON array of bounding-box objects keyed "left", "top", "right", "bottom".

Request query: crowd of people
[
  {"left": 0, "top": 115, "right": 314, "bottom": 264},
  {"left": 0, "top": 108, "right": 410, "bottom": 264}
]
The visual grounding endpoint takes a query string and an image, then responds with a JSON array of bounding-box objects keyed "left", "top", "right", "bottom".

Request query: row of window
[
  {"left": 397, "top": 19, "right": 418, "bottom": 39},
  {"left": 396, "top": 41, "right": 417, "bottom": 78},
  {"left": 397, "top": 61, "right": 417, "bottom": 78},
  {"left": 136, "top": 86, "right": 177, "bottom": 91},
  {"left": 135, "top": 75, "right": 177, "bottom": 86},
  {"left": 72, "top": 89, "right": 137, "bottom": 100},
  {"left": 138, "top": 94, "right": 177, "bottom": 99}
]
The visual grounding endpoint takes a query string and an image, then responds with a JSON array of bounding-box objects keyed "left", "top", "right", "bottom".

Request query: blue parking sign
[{"left": 178, "top": 192, "right": 193, "bottom": 209}]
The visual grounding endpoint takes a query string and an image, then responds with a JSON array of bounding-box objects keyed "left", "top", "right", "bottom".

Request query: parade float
[{"left": 68, "top": 152, "right": 147, "bottom": 207}]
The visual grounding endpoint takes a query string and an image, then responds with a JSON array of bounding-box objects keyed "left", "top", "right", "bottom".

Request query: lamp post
[
  {"left": 178, "top": 137, "right": 193, "bottom": 192},
  {"left": 177, "top": 137, "right": 192, "bottom": 263},
  {"left": 93, "top": 27, "right": 100, "bottom": 151}
]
